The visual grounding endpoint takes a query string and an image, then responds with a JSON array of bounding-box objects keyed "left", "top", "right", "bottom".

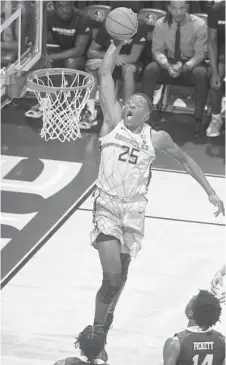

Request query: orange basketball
[{"left": 105, "top": 7, "right": 138, "bottom": 41}]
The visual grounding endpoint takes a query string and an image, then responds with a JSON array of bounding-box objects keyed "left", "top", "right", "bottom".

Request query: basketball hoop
[{"left": 26, "top": 68, "right": 94, "bottom": 142}]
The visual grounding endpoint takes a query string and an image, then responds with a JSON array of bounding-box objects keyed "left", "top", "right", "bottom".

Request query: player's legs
[
  {"left": 103, "top": 253, "right": 131, "bottom": 333},
  {"left": 91, "top": 191, "right": 133, "bottom": 333},
  {"left": 94, "top": 234, "right": 123, "bottom": 328}
]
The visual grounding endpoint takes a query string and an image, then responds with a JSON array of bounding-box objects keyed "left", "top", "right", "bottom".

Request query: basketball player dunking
[
  {"left": 79, "top": 36, "right": 225, "bottom": 361},
  {"left": 163, "top": 290, "right": 225, "bottom": 365}
]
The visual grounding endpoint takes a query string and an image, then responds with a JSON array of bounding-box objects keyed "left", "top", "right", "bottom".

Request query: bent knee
[
  {"left": 64, "top": 57, "right": 85, "bottom": 70},
  {"left": 144, "top": 61, "right": 160, "bottom": 74},
  {"left": 192, "top": 66, "right": 208, "bottom": 79}
]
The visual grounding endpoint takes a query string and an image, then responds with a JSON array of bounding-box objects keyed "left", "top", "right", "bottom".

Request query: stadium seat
[
  {"left": 83, "top": 5, "right": 112, "bottom": 39},
  {"left": 193, "top": 13, "right": 208, "bottom": 23},
  {"left": 138, "top": 8, "right": 166, "bottom": 29}
]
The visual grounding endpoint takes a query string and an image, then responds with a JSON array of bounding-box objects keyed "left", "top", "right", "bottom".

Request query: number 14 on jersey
[{"left": 193, "top": 354, "right": 213, "bottom": 365}]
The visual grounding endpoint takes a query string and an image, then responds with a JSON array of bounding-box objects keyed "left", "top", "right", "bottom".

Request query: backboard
[{"left": 1, "top": 1, "right": 45, "bottom": 108}]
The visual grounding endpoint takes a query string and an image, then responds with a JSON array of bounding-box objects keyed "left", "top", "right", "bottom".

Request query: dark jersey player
[
  {"left": 206, "top": 1, "right": 225, "bottom": 137},
  {"left": 163, "top": 290, "right": 225, "bottom": 365},
  {"left": 53, "top": 325, "right": 108, "bottom": 365},
  {"left": 47, "top": 1, "right": 91, "bottom": 69}
]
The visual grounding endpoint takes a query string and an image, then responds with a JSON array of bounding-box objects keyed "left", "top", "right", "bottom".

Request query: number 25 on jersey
[{"left": 118, "top": 145, "right": 139, "bottom": 165}]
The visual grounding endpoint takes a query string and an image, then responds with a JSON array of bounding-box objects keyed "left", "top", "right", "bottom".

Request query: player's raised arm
[{"left": 98, "top": 40, "right": 124, "bottom": 130}]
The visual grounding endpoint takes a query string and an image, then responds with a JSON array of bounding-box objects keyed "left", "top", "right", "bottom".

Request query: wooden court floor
[{"left": 1, "top": 170, "right": 225, "bottom": 365}]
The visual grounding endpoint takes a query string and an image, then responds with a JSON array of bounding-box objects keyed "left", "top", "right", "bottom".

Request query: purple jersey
[{"left": 176, "top": 328, "right": 225, "bottom": 365}]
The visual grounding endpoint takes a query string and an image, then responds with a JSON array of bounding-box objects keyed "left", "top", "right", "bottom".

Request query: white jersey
[{"left": 97, "top": 120, "right": 156, "bottom": 199}]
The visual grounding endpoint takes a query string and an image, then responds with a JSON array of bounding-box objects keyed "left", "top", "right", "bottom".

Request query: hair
[
  {"left": 134, "top": 92, "right": 152, "bottom": 113},
  {"left": 192, "top": 290, "right": 222, "bottom": 329},
  {"left": 164, "top": 1, "right": 189, "bottom": 26},
  {"left": 74, "top": 325, "right": 106, "bottom": 364}
]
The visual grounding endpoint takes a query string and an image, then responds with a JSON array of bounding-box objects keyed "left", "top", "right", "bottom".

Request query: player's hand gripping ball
[{"left": 105, "top": 7, "right": 138, "bottom": 41}]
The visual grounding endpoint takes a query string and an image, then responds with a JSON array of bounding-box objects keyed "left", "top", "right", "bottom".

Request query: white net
[{"left": 27, "top": 68, "right": 94, "bottom": 142}]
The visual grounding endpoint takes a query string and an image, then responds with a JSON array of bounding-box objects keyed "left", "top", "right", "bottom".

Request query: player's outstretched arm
[
  {"left": 163, "top": 337, "right": 180, "bottom": 365},
  {"left": 98, "top": 40, "right": 124, "bottom": 133},
  {"left": 152, "top": 130, "right": 225, "bottom": 217}
]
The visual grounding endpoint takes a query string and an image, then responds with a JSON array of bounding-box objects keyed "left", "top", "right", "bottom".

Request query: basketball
[{"left": 105, "top": 7, "right": 138, "bottom": 41}]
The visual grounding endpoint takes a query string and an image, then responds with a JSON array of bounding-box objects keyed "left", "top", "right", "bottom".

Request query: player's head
[
  {"left": 53, "top": 1, "right": 73, "bottom": 21},
  {"left": 123, "top": 93, "right": 152, "bottom": 130},
  {"left": 75, "top": 325, "right": 106, "bottom": 364},
  {"left": 167, "top": 1, "right": 188, "bottom": 23},
  {"left": 185, "top": 290, "right": 222, "bottom": 329}
]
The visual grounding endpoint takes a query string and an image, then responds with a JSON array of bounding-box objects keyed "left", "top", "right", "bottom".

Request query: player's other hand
[
  {"left": 116, "top": 55, "right": 127, "bottom": 66},
  {"left": 44, "top": 54, "right": 53, "bottom": 68},
  {"left": 167, "top": 64, "right": 179, "bottom": 78},
  {"left": 86, "top": 59, "right": 102, "bottom": 71},
  {"left": 211, "top": 73, "right": 221, "bottom": 89},
  {"left": 211, "top": 275, "right": 225, "bottom": 303},
  {"left": 208, "top": 193, "right": 225, "bottom": 217},
  {"left": 218, "top": 292, "right": 226, "bottom": 304}
]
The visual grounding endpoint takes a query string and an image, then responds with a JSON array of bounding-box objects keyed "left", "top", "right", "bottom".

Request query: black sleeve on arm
[
  {"left": 132, "top": 24, "right": 147, "bottom": 45},
  {"left": 76, "top": 15, "right": 92, "bottom": 36},
  {"left": 95, "top": 26, "right": 109, "bottom": 47}
]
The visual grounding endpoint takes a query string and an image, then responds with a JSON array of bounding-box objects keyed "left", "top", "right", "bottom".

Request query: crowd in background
[{"left": 1, "top": 1, "right": 225, "bottom": 139}]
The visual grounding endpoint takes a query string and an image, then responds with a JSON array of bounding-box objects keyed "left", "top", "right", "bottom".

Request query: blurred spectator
[
  {"left": 85, "top": 21, "right": 148, "bottom": 126},
  {"left": 46, "top": 1, "right": 91, "bottom": 69},
  {"left": 25, "top": 1, "right": 91, "bottom": 119},
  {"left": 142, "top": 1, "right": 208, "bottom": 138},
  {"left": 206, "top": 0, "right": 225, "bottom": 137}
]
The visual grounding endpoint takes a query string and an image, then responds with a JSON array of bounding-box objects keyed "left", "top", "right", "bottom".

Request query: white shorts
[{"left": 90, "top": 188, "right": 148, "bottom": 258}]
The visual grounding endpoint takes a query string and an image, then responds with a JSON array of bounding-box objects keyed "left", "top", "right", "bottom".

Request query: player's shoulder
[
  {"left": 211, "top": 328, "right": 225, "bottom": 339},
  {"left": 164, "top": 335, "right": 181, "bottom": 352},
  {"left": 189, "top": 14, "right": 206, "bottom": 29},
  {"left": 77, "top": 11, "right": 92, "bottom": 28},
  {"left": 151, "top": 129, "right": 173, "bottom": 150}
]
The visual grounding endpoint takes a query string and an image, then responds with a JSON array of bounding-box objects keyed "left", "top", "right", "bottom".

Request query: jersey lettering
[{"left": 193, "top": 342, "right": 214, "bottom": 351}]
